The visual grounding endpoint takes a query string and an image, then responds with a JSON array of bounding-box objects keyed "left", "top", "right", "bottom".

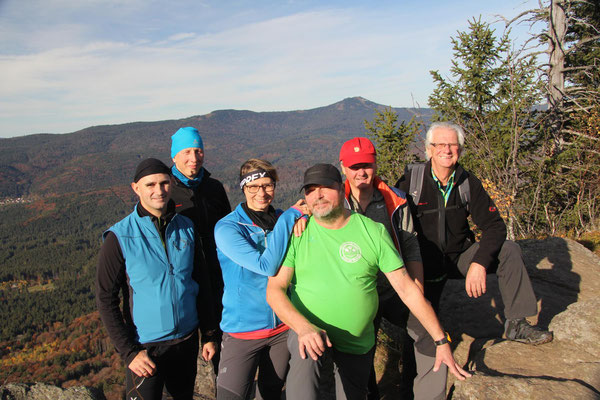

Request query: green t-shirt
[{"left": 282, "top": 212, "right": 404, "bottom": 354}]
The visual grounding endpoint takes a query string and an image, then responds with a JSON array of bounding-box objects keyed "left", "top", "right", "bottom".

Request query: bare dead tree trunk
[{"left": 548, "top": 0, "right": 568, "bottom": 107}]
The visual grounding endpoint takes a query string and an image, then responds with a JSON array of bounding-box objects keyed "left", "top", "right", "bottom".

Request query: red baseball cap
[{"left": 339, "top": 137, "right": 377, "bottom": 167}]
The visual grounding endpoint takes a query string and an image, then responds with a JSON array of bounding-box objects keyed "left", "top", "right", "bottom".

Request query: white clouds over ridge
[{"left": 0, "top": 0, "right": 540, "bottom": 137}]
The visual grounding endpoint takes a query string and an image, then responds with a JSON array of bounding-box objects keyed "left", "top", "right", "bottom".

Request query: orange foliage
[
  {"left": 480, "top": 178, "right": 511, "bottom": 222},
  {"left": 0, "top": 311, "right": 124, "bottom": 399},
  {"left": 25, "top": 199, "right": 57, "bottom": 213},
  {"left": 0, "top": 340, "right": 60, "bottom": 368},
  {"left": 22, "top": 198, "right": 58, "bottom": 225},
  {"left": 0, "top": 280, "right": 29, "bottom": 291}
]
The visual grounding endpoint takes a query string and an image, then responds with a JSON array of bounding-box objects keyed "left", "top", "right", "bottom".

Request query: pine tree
[
  {"left": 428, "top": 17, "right": 544, "bottom": 238},
  {"left": 363, "top": 107, "right": 423, "bottom": 184}
]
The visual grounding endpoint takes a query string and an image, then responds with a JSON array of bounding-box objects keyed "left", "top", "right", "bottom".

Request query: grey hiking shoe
[{"left": 504, "top": 318, "right": 553, "bottom": 345}]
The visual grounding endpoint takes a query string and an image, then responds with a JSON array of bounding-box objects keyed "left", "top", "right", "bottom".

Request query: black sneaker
[{"left": 504, "top": 318, "right": 553, "bottom": 345}]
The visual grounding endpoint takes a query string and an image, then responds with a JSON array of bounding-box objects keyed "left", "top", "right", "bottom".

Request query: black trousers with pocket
[{"left": 125, "top": 330, "right": 199, "bottom": 400}]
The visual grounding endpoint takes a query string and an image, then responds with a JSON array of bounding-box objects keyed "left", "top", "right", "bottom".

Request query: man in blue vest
[{"left": 96, "top": 158, "right": 219, "bottom": 400}]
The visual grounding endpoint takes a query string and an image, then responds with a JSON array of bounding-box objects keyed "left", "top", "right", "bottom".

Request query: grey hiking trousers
[{"left": 285, "top": 330, "right": 375, "bottom": 400}]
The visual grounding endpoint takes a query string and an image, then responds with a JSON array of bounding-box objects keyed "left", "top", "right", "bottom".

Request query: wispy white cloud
[
  {"left": 167, "top": 33, "right": 197, "bottom": 42},
  {"left": 0, "top": 0, "right": 543, "bottom": 137}
]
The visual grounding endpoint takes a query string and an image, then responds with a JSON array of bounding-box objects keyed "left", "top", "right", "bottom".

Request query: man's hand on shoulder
[
  {"left": 297, "top": 323, "right": 332, "bottom": 361},
  {"left": 293, "top": 217, "right": 307, "bottom": 237},
  {"left": 465, "top": 262, "right": 487, "bottom": 298},
  {"left": 128, "top": 349, "right": 156, "bottom": 377}
]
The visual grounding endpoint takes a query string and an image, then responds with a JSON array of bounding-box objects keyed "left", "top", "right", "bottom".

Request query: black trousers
[{"left": 125, "top": 331, "right": 199, "bottom": 400}]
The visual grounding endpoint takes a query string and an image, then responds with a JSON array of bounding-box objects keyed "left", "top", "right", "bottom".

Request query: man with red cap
[{"left": 339, "top": 137, "right": 445, "bottom": 400}]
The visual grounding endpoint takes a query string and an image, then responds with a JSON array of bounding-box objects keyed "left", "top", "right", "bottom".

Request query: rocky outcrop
[
  {"left": 441, "top": 237, "right": 600, "bottom": 399},
  {"left": 195, "top": 357, "right": 217, "bottom": 399},
  {"left": 0, "top": 383, "right": 105, "bottom": 400}
]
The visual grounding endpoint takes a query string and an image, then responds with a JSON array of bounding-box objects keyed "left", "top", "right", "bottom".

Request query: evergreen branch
[
  {"left": 561, "top": 128, "right": 600, "bottom": 142},
  {"left": 564, "top": 34, "right": 600, "bottom": 54}
]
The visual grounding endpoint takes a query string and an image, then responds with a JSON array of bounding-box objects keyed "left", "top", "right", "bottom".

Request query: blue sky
[{"left": 0, "top": 0, "right": 542, "bottom": 138}]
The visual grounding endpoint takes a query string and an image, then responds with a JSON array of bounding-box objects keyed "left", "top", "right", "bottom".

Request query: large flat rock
[{"left": 443, "top": 238, "right": 600, "bottom": 399}]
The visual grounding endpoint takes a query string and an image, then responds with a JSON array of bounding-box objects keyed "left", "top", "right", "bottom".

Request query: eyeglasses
[
  {"left": 245, "top": 183, "right": 275, "bottom": 194},
  {"left": 430, "top": 143, "right": 460, "bottom": 150}
]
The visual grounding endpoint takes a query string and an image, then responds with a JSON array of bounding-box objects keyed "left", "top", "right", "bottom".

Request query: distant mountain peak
[
  {"left": 332, "top": 96, "right": 385, "bottom": 111},
  {"left": 343, "top": 96, "right": 369, "bottom": 103}
]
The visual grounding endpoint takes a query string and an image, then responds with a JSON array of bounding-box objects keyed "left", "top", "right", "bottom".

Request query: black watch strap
[{"left": 434, "top": 331, "right": 451, "bottom": 346}]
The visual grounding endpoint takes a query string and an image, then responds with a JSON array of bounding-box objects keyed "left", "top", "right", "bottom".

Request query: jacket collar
[
  {"left": 344, "top": 177, "right": 405, "bottom": 251},
  {"left": 344, "top": 177, "right": 406, "bottom": 214},
  {"left": 172, "top": 166, "right": 211, "bottom": 188},
  {"left": 233, "top": 202, "right": 256, "bottom": 226},
  {"left": 425, "top": 160, "right": 467, "bottom": 185}
]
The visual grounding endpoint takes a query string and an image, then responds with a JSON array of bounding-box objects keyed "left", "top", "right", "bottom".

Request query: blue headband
[{"left": 171, "top": 127, "right": 204, "bottom": 158}]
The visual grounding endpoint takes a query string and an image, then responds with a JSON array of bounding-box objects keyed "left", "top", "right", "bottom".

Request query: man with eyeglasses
[{"left": 396, "top": 122, "right": 552, "bottom": 347}]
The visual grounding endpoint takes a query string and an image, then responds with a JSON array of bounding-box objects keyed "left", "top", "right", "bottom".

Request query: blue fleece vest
[{"left": 106, "top": 206, "right": 199, "bottom": 343}]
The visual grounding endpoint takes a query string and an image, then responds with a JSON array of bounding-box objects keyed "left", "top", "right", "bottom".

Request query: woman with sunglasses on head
[{"left": 214, "top": 158, "right": 308, "bottom": 400}]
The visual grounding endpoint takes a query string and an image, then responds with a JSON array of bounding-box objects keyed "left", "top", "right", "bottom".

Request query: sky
[{"left": 0, "top": 0, "right": 543, "bottom": 138}]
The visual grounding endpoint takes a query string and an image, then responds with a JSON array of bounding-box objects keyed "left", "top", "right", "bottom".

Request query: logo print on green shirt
[{"left": 339, "top": 242, "right": 362, "bottom": 263}]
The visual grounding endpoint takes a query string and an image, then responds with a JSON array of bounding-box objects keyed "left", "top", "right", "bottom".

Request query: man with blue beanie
[{"left": 170, "top": 127, "right": 231, "bottom": 369}]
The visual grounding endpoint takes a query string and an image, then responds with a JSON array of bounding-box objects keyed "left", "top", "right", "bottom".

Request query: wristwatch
[{"left": 434, "top": 331, "right": 451, "bottom": 346}]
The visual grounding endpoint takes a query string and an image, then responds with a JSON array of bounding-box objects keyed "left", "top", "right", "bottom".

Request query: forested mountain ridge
[{"left": 0, "top": 97, "right": 431, "bottom": 205}]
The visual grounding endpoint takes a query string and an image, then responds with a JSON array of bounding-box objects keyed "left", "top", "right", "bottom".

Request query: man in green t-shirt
[{"left": 266, "top": 163, "right": 471, "bottom": 400}]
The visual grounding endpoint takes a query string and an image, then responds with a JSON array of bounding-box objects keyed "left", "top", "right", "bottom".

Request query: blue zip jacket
[
  {"left": 215, "top": 203, "right": 302, "bottom": 333},
  {"left": 105, "top": 206, "right": 199, "bottom": 343}
]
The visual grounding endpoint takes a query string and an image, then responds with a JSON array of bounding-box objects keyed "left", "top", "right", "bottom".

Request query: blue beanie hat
[{"left": 171, "top": 127, "right": 204, "bottom": 158}]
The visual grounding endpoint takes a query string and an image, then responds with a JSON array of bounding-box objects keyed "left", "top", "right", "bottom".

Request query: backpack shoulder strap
[
  {"left": 457, "top": 171, "right": 470, "bottom": 212},
  {"left": 406, "top": 163, "right": 425, "bottom": 206},
  {"left": 406, "top": 163, "right": 470, "bottom": 211}
]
